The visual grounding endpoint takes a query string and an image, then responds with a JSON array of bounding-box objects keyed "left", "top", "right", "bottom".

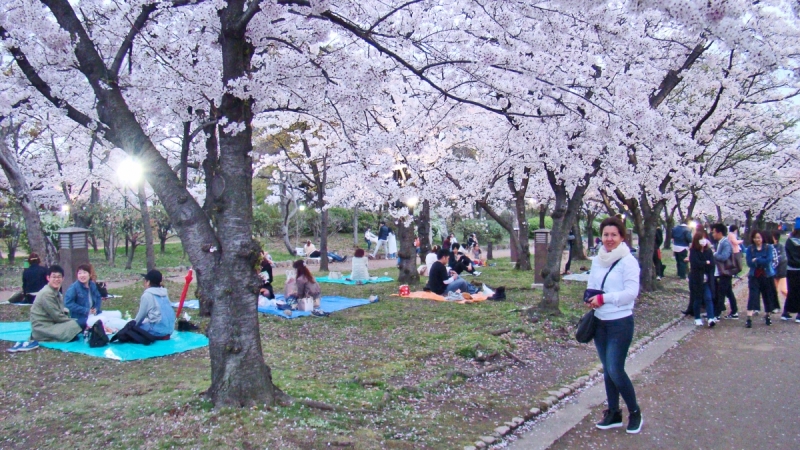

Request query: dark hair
[
  {"left": 47, "top": 265, "right": 65, "bottom": 277},
  {"left": 691, "top": 230, "right": 706, "bottom": 252},
  {"left": 729, "top": 224, "right": 738, "bottom": 232},
  {"left": 144, "top": 269, "right": 163, "bottom": 286},
  {"left": 793, "top": 228, "right": 800, "bottom": 238},
  {"left": 76, "top": 263, "right": 92, "bottom": 274},
  {"left": 27, "top": 252, "right": 40, "bottom": 264},
  {"left": 772, "top": 230, "right": 782, "bottom": 243},
  {"left": 354, "top": 248, "right": 365, "bottom": 258},
  {"left": 599, "top": 216, "right": 626, "bottom": 238},
  {"left": 436, "top": 248, "right": 450, "bottom": 259},
  {"left": 712, "top": 223, "right": 727, "bottom": 235},
  {"left": 750, "top": 229, "right": 765, "bottom": 244},
  {"left": 451, "top": 242, "right": 460, "bottom": 251},
  {"left": 292, "top": 259, "right": 315, "bottom": 282},
  {"left": 430, "top": 245, "right": 440, "bottom": 253}
]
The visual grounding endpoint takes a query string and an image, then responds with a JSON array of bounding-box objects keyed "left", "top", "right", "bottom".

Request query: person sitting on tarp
[
  {"left": 350, "top": 248, "right": 371, "bottom": 282},
  {"left": 18, "top": 253, "right": 48, "bottom": 304},
  {"left": 135, "top": 270, "right": 175, "bottom": 340},
  {"left": 64, "top": 264, "right": 103, "bottom": 329},
  {"left": 425, "top": 248, "right": 479, "bottom": 295},
  {"left": 259, "top": 251, "right": 275, "bottom": 299},
  {"left": 14, "top": 265, "right": 83, "bottom": 351}
]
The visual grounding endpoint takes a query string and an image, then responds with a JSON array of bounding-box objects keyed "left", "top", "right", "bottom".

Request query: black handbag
[
  {"left": 88, "top": 320, "right": 110, "bottom": 348},
  {"left": 576, "top": 259, "right": 621, "bottom": 343}
]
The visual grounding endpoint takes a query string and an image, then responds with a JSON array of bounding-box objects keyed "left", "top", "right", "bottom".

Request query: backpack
[
  {"left": 88, "top": 320, "right": 110, "bottom": 348},
  {"left": 110, "top": 320, "right": 157, "bottom": 345}
]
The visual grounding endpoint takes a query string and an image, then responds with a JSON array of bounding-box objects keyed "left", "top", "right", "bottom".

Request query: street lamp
[
  {"left": 405, "top": 196, "right": 419, "bottom": 209},
  {"left": 117, "top": 157, "right": 143, "bottom": 187}
]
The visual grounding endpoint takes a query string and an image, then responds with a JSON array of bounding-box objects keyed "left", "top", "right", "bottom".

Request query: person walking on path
[
  {"left": 689, "top": 232, "right": 717, "bottom": 327},
  {"left": 782, "top": 218, "right": 800, "bottom": 322},
  {"left": 771, "top": 230, "right": 788, "bottom": 314},
  {"left": 653, "top": 227, "right": 665, "bottom": 280},
  {"left": 672, "top": 218, "right": 693, "bottom": 280},
  {"left": 371, "top": 221, "right": 390, "bottom": 259},
  {"left": 745, "top": 230, "right": 776, "bottom": 328},
  {"left": 585, "top": 216, "right": 643, "bottom": 434},
  {"left": 712, "top": 224, "right": 739, "bottom": 319}
]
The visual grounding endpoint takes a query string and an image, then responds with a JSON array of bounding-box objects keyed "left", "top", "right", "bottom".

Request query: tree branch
[{"left": 109, "top": 3, "right": 158, "bottom": 78}]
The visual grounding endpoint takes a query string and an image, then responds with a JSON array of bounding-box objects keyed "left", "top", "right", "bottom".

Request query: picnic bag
[
  {"left": 576, "top": 259, "right": 621, "bottom": 344},
  {"left": 297, "top": 297, "right": 315, "bottom": 311},
  {"left": 110, "top": 320, "right": 157, "bottom": 345},
  {"left": 328, "top": 271, "right": 342, "bottom": 280},
  {"left": 88, "top": 320, "right": 110, "bottom": 348}
]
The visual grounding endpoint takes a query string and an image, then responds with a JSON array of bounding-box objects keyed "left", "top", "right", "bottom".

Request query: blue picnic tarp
[
  {"left": 0, "top": 322, "right": 208, "bottom": 361},
  {"left": 258, "top": 295, "right": 372, "bottom": 319},
  {"left": 316, "top": 275, "right": 394, "bottom": 285}
]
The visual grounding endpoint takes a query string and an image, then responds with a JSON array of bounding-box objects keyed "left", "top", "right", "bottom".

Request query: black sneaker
[
  {"left": 781, "top": 313, "right": 791, "bottom": 321},
  {"left": 746, "top": 319, "right": 752, "bottom": 328},
  {"left": 595, "top": 409, "right": 623, "bottom": 430},
  {"left": 626, "top": 410, "right": 643, "bottom": 434},
  {"left": 725, "top": 313, "right": 739, "bottom": 319},
  {"left": 765, "top": 316, "right": 772, "bottom": 326}
]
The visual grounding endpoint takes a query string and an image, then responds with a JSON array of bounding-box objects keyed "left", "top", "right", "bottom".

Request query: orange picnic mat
[{"left": 391, "top": 291, "right": 488, "bottom": 304}]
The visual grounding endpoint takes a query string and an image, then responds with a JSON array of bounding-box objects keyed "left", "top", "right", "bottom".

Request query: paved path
[{"left": 507, "top": 308, "right": 800, "bottom": 450}]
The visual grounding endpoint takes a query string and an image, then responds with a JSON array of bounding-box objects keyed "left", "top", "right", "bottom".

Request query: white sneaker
[
  {"left": 482, "top": 284, "right": 495, "bottom": 296},
  {"left": 694, "top": 319, "right": 703, "bottom": 326},
  {"left": 708, "top": 318, "right": 717, "bottom": 328}
]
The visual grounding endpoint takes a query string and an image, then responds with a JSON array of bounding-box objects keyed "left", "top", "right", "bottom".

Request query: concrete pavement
[{"left": 506, "top": 314, "right": 800, "bottom": 450}]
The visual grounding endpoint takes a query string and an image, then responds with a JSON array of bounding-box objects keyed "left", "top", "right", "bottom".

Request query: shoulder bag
[{"left": 576, "top": 259, "right": 621, "bottom": 344}]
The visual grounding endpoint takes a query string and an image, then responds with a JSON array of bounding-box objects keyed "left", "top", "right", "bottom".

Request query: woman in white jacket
[{"left": 585, "top": 216, "right": 642, "bottom": 434}]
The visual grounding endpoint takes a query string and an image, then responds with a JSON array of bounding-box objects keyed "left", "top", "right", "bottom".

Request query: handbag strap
[{"left": 600, "top": 259, "right": 622, "bottom": 290}]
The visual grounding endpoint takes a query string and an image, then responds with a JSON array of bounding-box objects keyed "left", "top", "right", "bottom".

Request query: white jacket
[{"left": 588, "top": 253, "right": 640, "bottom": 321}]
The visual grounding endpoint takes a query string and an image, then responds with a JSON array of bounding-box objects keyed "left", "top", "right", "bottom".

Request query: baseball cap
[{"left": 142, "top": 269, "right": 163, "bottom": 285}]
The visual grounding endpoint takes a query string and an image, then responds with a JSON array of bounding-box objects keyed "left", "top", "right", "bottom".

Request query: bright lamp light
[{"left": 117, "top": 157, "right": 143, "bottom": 186}]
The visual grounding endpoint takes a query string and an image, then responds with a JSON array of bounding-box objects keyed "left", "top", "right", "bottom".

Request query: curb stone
[{"left": 479, "top": 315, "right": 684, "bottom": 448}]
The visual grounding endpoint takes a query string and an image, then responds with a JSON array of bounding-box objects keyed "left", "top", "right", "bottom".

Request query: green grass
[{"left": 0, "top": 245, "right": 690, "bottom": 449}]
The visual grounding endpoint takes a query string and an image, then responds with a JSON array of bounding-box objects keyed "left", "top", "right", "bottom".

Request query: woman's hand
[{"left": 586, "top": 296, "right": 601, "bottom": 309}]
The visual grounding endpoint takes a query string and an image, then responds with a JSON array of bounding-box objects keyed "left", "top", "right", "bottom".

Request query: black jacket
[
  {"left": 22, "top": 263, "right": 48, "bottom": 295},
  {"left": 425, "top": 261, "right": 449, "bottom": 295},
  {"left": 378, "top": 225, "right": 390, "bottom": 240},
  {"left": 786, "top": 237, "right": 800, "bottom": 269}
]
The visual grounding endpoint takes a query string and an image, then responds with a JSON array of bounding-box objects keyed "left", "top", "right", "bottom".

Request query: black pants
[
  {"left": 674, "top": 250, "right": 688, "bottom": 279},
  {"left": 652, "top": 251, "right": 665, "bottom": 277},
  {"left": 715, "top": 276, "right": 737, "bottom": 314}
]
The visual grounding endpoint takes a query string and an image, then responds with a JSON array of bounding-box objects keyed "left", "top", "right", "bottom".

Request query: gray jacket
[{"left": 135, "top": 287, "right": 175, "bottom": 337}]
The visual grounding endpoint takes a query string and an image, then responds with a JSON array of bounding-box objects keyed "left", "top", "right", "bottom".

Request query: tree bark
[
  {"left": 124, "top": 238, "right": 138, "bottom": 270},
  {"left": 417, "top": 200, "right": 431, "bottom": 256},
  {"left": 0, "top": 138, "right": 53, "bottom": 264},
  {"left": 319, "top": 208, "right": 329, "bottom": 272},
  {"left": 585, "top": 210, "right": 597, "bottom": 253},
  {"left": 663, "top": 207, "right": 675, "bottom": 250},
  {"left": 537, "top": 163, "right": 599, "bottom": 315},
  {"left": 397, "top": 215, "right": 419, "bottom": 284},
  {"left": 138, "top": 184, "right": 156, "bottom": 271},
  {"left": 538, "top": 204, "right": 547, "bottom": 229},
  {"left": 570, "top": 220, "right": 586, "bottom": 261}
]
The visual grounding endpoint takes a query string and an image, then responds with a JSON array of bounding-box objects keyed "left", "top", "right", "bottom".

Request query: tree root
[
  {"left": 490, "top": 327, "right": 512, "bottom": 336},
  {"left": 274, "top": 385, "right": 378, "bottom": 414},
  {"left": 504, "top": 349, "right": 526, "bottom": 365}
]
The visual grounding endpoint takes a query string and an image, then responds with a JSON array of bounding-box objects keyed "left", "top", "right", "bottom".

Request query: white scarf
[{"left": 595, "top": 242, "right": 631, "bottom": 268}]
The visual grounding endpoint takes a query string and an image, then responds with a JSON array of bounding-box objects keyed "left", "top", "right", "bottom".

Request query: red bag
[{"left": 399, "top": 285, "right": 410, "bottom": 296}]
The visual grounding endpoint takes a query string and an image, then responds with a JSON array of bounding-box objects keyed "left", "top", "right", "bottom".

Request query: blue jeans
[
  {"left": 444, "top": 278, "right": 478, "bottom": 294},
  {"left": 594, "top": 315, "right": 639, "bottom": 413},
  {"left": 674, "top": 250, "right": 688, "bottom": 279}
]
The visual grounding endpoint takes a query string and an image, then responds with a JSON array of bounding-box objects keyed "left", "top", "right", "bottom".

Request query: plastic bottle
[{"left": 124, "top": 310, "right": 131, "bottom": 321}]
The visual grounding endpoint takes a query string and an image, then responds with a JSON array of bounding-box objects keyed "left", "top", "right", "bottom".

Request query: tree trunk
[
  {"left": 353, "top": 203, "right": 359, "bottom": 247},
  {"left": 570, "top": 221, "right": 586, "bottom": 260},
  {"left": 585, "top": 210, "right": 596, "bottom": 253},
  {"left": 636, "top": 198, "right": 665, "bottom": 293},
  {"left": 397, "top": 216, "right": 419, "bottom": 284},
  {"left": 417, "top": 200, "right": 431, "bottom": 256},
  {"left": 538, "top": 204, "right": 547, "bottom": 229},
  {"left": 744, "top": 210, "right": 753, "bottom": 245},
  {"left": 487, "top": 241, "right": 493, "bottom": 260},
  {"left": 124, "top": 240, "right": 138, "bottom": 270},
  {"left": 160, "top": 236, "right": 167, "bottom": 254},
  {"left": 537, "top": 164, "right": 599, "bottom": 315},
  {"left": 0, "top": 139, "right": 53, "bottom": 264},
  {"left": 513, "top": 193, "right": 532, "bottom": 270},
  {"left": 477, "top": 200, "right": 531, "bottom": 270},
  {"left": 319, "top": 208, "right": 329, "bottom": 272},
  {"left": 138, "top": 184, "right": 156, "bottom": 271},
  {"left": 664, "top": 207, "right": 675, "bottom": 250}
]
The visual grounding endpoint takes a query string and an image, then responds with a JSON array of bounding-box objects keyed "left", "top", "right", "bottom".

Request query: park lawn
[{"left": 0, "top": 251, "right": 688, "bottom": 449}]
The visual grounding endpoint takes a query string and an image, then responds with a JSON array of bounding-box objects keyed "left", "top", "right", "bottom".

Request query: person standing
[
  {"left": 745, "top": 230, "right": 775, "bottom": 328},
  {"left": 371, "top": 221, "right": 390, "bottom": 259},
  {"left": 364, "top": 228, "right": 377, "bottom": 252},
  {"left": 672, "top": 219, "right": 693, "bottom": 280},
  {"left": 653, "top": 227, "right": 665, "bottom": 280},
  {"left": 771, "top": 230, "right": 788, "bottom": 316},
  {"left": 689, "top": 232, "right": 717, "bottom": 327},
  {"left": 387, "top": 228, "right": 398, "bottom": 259},
  {"left": 20, "top": 253, "right": 48, "bottom": 304},
  {"left": 712, "top": 224, "right": 739, "bottom": 319},
  {"left": 781, "top": 219, "right": 800, "bottom": 322},
  {"left": 587, "top": 217, "right": 643, "bottom": 434}
]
